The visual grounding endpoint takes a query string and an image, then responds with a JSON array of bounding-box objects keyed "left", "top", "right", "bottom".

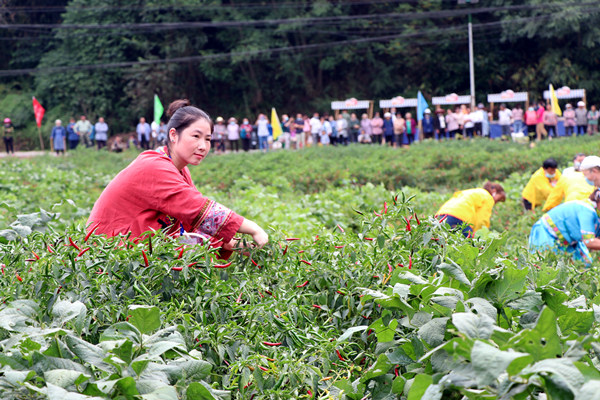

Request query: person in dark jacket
[
  {"left": 422, "top": 109, "right": 435, "bottom": 139},
  {"left": 433, "top": 108, "right": 447, "bottom": 140},
  {"left": 382, "top": 112, "right": 394, "bottom": 146}
]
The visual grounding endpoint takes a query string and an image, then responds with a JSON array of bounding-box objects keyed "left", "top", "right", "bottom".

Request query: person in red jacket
[{"left": 88, "top": 99, "right": 268, "bottom": 259}]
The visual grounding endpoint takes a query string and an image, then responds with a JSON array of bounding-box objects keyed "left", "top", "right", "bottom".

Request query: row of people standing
[{"left": 49, "top": 115, "right": 110, "bottom": 154}]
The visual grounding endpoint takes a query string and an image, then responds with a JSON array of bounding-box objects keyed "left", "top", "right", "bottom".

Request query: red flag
[{"left": 32, "top": 97, "right": 45, "bottom": 128}]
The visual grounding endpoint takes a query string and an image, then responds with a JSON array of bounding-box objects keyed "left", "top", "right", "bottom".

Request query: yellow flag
[
  {"left": 549, "top": 84, "right": 562, "bottom": 117},
  {"left": 271, "top": 107, "right": 283, "bottom": 140}
]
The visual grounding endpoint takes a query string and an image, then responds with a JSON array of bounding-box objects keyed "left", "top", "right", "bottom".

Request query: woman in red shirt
[{"left": 88, "top": 99, "right": 268, "bottom": 258}]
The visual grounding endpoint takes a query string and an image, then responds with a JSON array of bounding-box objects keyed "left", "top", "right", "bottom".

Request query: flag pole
[{"left": 38, "top": 126, "right": 44, "bottom": 151}]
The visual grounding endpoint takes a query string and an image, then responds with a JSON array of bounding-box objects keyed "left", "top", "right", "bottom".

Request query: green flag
[{"left": 154, "top": 94, "right": 164, "bottom": 125}]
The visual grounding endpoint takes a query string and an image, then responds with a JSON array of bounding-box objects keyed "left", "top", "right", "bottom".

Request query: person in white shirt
[
  {"left": 227, "top": 117, "right": 240, "bottom": 152},
  {"left": 497, "top": 104, "right": 513, "bottom": 140},
  {"left": 472, "top": 103, "right": 485, "bottom": 137},
  {"left": 309, "top": 113, "right": 322, "bottom": 146},
  {"left": 94, "top": 117, "right": 109, "bottom": 150},
  {"left": 464, "top": 107, "right": 475, "bottom": 138},
  {"left": 336, "top": 114, "right": 349, "bottom": 145}
]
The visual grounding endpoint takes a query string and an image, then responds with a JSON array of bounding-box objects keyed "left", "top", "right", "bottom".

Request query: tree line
[{"left": 0, "top": 0, "right": 599, "bottom": 147}]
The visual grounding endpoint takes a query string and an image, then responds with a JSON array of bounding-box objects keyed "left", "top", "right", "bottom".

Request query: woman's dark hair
[
  {"left": 165, "top": 99, "right": 213, "bottom": 150},
  {"left": 542, "top": 158, "right": 558, "bottom": 169},
  {"left": 483, "top": 181, "right": 506, "bottom": 202}
]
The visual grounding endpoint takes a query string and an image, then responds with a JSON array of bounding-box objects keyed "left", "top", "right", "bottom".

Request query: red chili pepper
[
  {"left": 25, "top": 259, "right": 37, "bottom": 262},
  {"left": 415, "top": 213, "right": 421, "bottom": 225},
  {"left": 335, "top": 349, "right": 345, "bottom": 361},
  {"left": 187, "top": 262, "right": 199, "bottom": 268},
  {"left": 142, "top": 250, "right": 149, "bottom": 267},
  {"left": 31, "top": 251, "right": 40, "bottom": 260},
  {"left": 373, "top": 275, "right": 379, "bottom": 278},
  {"left": 300, "top": 260, "right": 312, "bottom": 266},
  {"left": 398, "top": 263, "right": 404, "bottom": 268},
  {"left": 95, "top": 268, "right": 104, "bottom": 274},
  {"left": 243, "top": 382, "right": 252, "bottom": 389},
  {"left": 177, "top": 247, "right": 185, "bottom": 259},
  {"left": 312, "top": 304, "right": 322, "bottom": 309},
  {"left": 362, "top": 315, "right": 372, "bottom": 319},
  {"left": 374, "top": 211, "right": 382, "bottom": 217},
  {"left": 282, "top": 245, "right": 288, "bottom": 256},
  {"left": 439, "top": 214, "right": 448, "bottom": 223},
  {"left": 296, "top": 280, "right": 309, "bottom": 288},
  {"left": 258, "top": 291, "right": 265, "bottom": 298},
  {"left": 68, "top": 237, "right": 80, "bottom": 251},
  {"left": 298, "top": 250, "right": 305, "bottom": 254},
  {"left": 1, "top": 264, "right": 4, "bottom": 275},
  {"left": 408, "top": 255, "right": 412, "bottom": 269},
  {"left": 57, "top": 285, "right": 62, "bottom": 294},
  {"left": 85, "top": 222, "right": 100, "bottom": 242},
  {"left": 262, "top": 341, "right": 282, "bottom": 346},
  {"left": 383, "top": 201, "right": 388, "bottom": 214},
  {"left": 16, "top": 273, "right": 23, "bottom": 282},
  {"left": 336, "top": 290, "right": 346, "bottom": 296},
  {"left": 365, "top": 237, "right": 374, "bottom": 241},
  {"left": 214, "top": 261, "right": 232, "bottom": 268},
  {"left": 394, "top": 194, "right": 398, "bottom": 203},
  {"left": 47, "top": 244, "right": 54, "bottom": 254},
  {"left": 334, "top": 245, "right": 344, "bottom": 249},
  {"left": 314, "top": 235, "right": 319, "bottom": 242},
  {"left": 251, "top": 259, "right": 258, "bottom": 266},
  {"left": 336, "top": 224, "right": 345, "bottom": 233},
  {"left": 236, "top": 291, "right": 243, "bottom": 303},
  {"left": 388, "top": 263, "right": 393, "bottom": 274},
  {"left": 285, "top": 238, "right": 300, "bottom": 241},
  {"left": 77, "top": 247, "right": 90, "bottom": 258},
  {"left": 258, "top": 366, "right": 269, "bottom": 372},
  {"left": 404, "top": 217, "right": 411, "bottom": 231},
  {"left": 395, "top": 366, "right": 399, "bottom": 377},
  {"left": 308, "top": 389, "right": 313, "bottom": 397},
  {"left": 171, "top": 266, "right": 183, "bottom": 271}
]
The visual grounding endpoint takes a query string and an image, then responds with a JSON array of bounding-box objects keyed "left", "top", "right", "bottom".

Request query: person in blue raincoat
[{"left": 529, "top": 190, "right": 600, "bottom": 265}]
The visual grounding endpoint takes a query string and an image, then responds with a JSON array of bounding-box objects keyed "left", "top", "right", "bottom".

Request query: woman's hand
[{"left": 238, "top": 218, "right": 269, "bottom": 248}]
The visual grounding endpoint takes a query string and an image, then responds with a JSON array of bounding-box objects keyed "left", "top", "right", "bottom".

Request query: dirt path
[{"left": 0, "top": 151, "right": 48, "bottom": 158}]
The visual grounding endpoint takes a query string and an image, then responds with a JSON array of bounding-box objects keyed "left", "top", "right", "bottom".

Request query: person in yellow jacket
[
  {"left": 436, "top": 182, "right": 506, "bottom": 237},
  {"left": 542, "top": 169, "right": 594, "bottom": 212},
  {"left": 522, "top": 158, "right": 560, "bottom": 211}
]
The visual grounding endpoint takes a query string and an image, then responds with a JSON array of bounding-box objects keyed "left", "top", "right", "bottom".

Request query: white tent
[
  {"left": 432, "top": 93, "right": 471, "bottom": 106},
  {"left": 543, "top": 86, "right": 586, "bottom": 101},
  {"left": 331, "top": 98, "right": 374, "bottom": 118},
  {"left": 379, "top": 95, "right": 418, "bottom": 109}
]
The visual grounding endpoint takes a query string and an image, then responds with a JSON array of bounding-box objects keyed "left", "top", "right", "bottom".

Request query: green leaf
[
  {"left": 64, "top": 335, "right": 114, "bottom": 373},
  {"left": 578, "top": 380, "right": 600, "bottom": 400},
  {"left": 361, "top": 353, "right": 393, "bottom": 383},
  {"left": 370, "top": 318, "right": 398, "bottom": 343},
  {"left": 407, "top": 374, "right": 433, "bottom": 400},
  {"left": 507, "top": 307, "right": 562, "bottom": 361},
  {"left": 115, "top": 376, "right": 140, "bottom": 398},
  {"left": 112, "top": 339, "right": 134, "bottom": 365},
  {"left": 44, "top": 369, "right": 90, "bottom": 389},
  {"left": 422, "top": 384, "right": 443, "bottom": 400},
  {"left": 392, "top": 375, "right": 406, "bottom": 394},
  {"left": 486, "top": 266, "right": 529, "bottom": 306},
  {"left": 418, "top": 317, "right": 449, "bottom": 347},
  {"left": 520, "top": 359, "right": 584, "bottom": 395},
  {"left": 438, "top": 262, "right": 471, "bottom": 286},
  {"left": 337, "top": 326, "right": 368, "bottom": 342},
  {"left": 334, "top": 378, "right": 365, "bottom": 400},
  {"left": 187, "top": 382, "right": 217, "bottom": 400},
  {"left": 558, "top": 308, "right": 594, "bottom": 336},
  {"left": 141, "top": 386, "right": 178, "bottom": 400},
  {"left": 471, "top": 341, "right": 530, "bottom": 386},
  {"left": 478, "top": 235, "right": 508, "bottom": 268},
  {"left": 52, "top": 300, "right": 87, "bottom": 326},
  {"left": 127, "top": 305, "right": 161, "bottom": 335},
  {"left": 452, "top": 312, "right": 495, "bottom": 339},
  {"left": 46, "top": 383, "right": 105, "bottom": 400}
]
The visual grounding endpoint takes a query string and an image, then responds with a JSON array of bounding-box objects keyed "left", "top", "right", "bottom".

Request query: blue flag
[{"left": 417, "top": 91, "right": 429, "bottom": 121}]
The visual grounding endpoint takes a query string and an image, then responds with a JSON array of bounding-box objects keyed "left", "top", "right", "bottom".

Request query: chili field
[{"left": 1, "top": 139, "right": 600, "bottom": 400}]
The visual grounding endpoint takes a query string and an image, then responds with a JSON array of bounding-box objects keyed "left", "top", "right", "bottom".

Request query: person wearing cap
[
  {"left": 50, "top": 119, "right": 67, "bottom": 156},
  {"left": 543, "top": 154, "right": 594, "bottom": 212},
  {"left": 529, "top": 191, "right": 600, "bottom": 266},
  {"left": 522, "top": 158, "right": 561, "bottom": 211},
  {"left": 471, "top": 103, "right": 485, "bottom": 137},
  {"left": 433, "top": 108, "right": 446, "bottom": 140},
  {"left": 213, "top": 116, "right": 226, "bottom": 154},
  {"left": 575, "top": 101, "right": 588, "bottom": 136},
  {"left": 436, "top": 182, "right": 506, "bottom": 237},
  {"left": 580, "top": 155, "right": 600, "bottom": 188},
  {"left": 2, "top": 117, "right": 14, "bottom": 154},
  {"left": 563, "top": 104, "right": 576, "bottom": 136},
  {"left": 421, "top": 109, "right": 434, "bottom": 140},
  {"left": 382, "top": 112, "right": 394, "bottom": 146}
]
